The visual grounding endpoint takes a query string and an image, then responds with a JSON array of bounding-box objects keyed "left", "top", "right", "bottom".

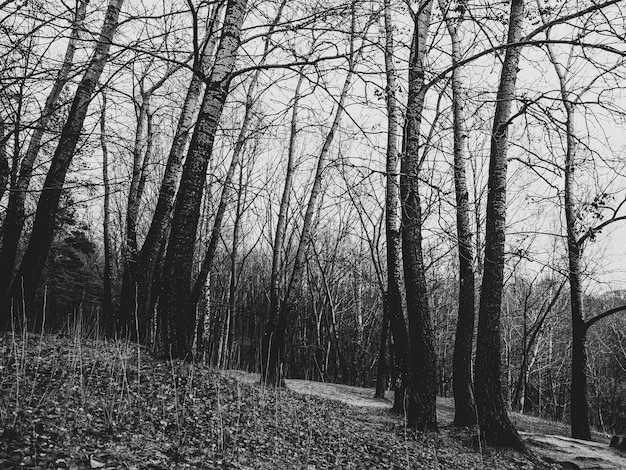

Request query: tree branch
[{"left": 586, "top": 305, "right": 626, "bottom": 331}]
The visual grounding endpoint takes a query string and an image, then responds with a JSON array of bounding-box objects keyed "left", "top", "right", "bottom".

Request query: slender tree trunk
[
  {"left": 439, "top": 0, "right": 476, "bottom": 427},
  {"left": 126, "top": 96, "right": 150, "bottom": 259},
  {"left": 0, "top": 117, "right": 7, "bottom": 203},
  {"left": 261, "top": 71, "right": 304, "bottom": 383},
  {"left": 474, "top": 0, "right": 526, "bottom": 451},
  {"left": 119, "top": 95, "right": 151, "bottom": 333},
  {"left": 0, "top": 0, "right": 87, "bottom": 308},
  {"left": 401, "top": 0, "right": 438, "bottom": 432},
  {"left": 562, "top": 73, "right": 591, "bottom": 441},
  {"left": 158, "top": 0, "right": 248, "bottom": 360},
  {"left": 1, "top": 0, "right": 124, "bottom": 327},
  {"left": 374, "top": 301, "right": 389, "bottom": 399},
  {"left": 261, "top": 45, "right": 356, "bottom": 386},
  {"left": 100, "top": 92, "right": 114, "bottom": 327},
  {"left": 538, "top": 14, "right": 590, "bottom": 439},
  {"left": 225, "top": 163, "right": 245, "bottom": 367},
  {"left": 382, "top": 0, "right": 410, "bottom": 414}
]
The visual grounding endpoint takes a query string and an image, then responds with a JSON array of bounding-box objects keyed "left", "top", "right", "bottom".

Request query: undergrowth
[{"left": 0, "top": 326, "right": 557, "bottom": 469}]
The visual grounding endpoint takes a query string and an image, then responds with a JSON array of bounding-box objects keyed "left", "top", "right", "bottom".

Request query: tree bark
[
  {"left": 474, "top": 0, "right": 526, "bottom": 451},
  {"left": 0, "top": 116, "right": 8, "bottom": 203},
  {"left": 1, "top": 0, "right": 124, "bottom": 327},
  {"left": 401, "top": 0, "right": 438, "bottom": 431},
  {"left": 158, "top": 0, "right": 247, "bottom": 359},
  {"left": 120, "top": 5, "right": 224, "bottom": 342},
  {"left": 439, "top": 0, "right": 476, "bottom": 427},
  {"left": 190, "top": 1, "right": 286, "bottom": 306},
  {"left": 374, "top": 302, "right": 389, "bottom": 399},
  {"left": 383, "top": 0, "right": 411, "bottom": 414},
  {"left": 0, "top": 0, "right": 88, "bottom": 309}
]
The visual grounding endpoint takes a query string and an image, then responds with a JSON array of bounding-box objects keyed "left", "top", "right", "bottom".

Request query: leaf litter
[{"left": 1, "top": 332, "right": 564, "bottom": 469}]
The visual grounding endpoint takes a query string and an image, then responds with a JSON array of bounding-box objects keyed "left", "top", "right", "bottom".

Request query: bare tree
[
  {"left": 190, "top": 0, "right": 287, "bottom": 310},
  {"left": 158, "top": 0, "right": 248, "bottom": 359},
  {"left": 401, "top": 0, "right": 438, "bottom": 431},
  {"left": 438, "top": 0, "right": 478, "bottom": 427},
  {"left": 474, "top": 0, "right": 526, "bottom": 451},
  {"left": 261, "top": 6, "right": 359, "bottom": 386},
  {"left": 0, "top": 0, "right": 88, "bottom": 310},
  {"left": 537, "top": 0, "right": 626, "bottom": 438},
  {"left": 381, "top": 0, "right": 410, "bottom": 413},
  {"left": 0, "top": 0, "right": 124, "bottom": 328},
  {"left": 119, "top": 4, "right": 224, "bottom": 341}
]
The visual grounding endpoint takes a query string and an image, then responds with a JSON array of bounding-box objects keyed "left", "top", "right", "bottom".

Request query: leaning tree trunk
[
  {"left": 1, "top": 0, "right": 124, "bottom": 328},
  {"left": 439, "top": 0, "right": 477, "bottom": 427},
  {"left": 401, "top": 0, "right": 438, "bottom": 432},
  {"left": 474, "top": 0, "right": 526, "bottom": 451},
  {"left": 382, "top": 0, "right": 411, "bottom": 414},
  {"left": 190, "top": 0, "right": 286, "bottom": 309},
  {"left": 158, "top": 0, "right": 248, "bottom": 360},
  {"left": 118, "top": 60, "right": 189, "bottom": 335},
  {"left": 120, "top": 5, "right": 224, "bottom": 343},
  {"left": 0, "top": 0, "right": 88, "bottom": 309}
]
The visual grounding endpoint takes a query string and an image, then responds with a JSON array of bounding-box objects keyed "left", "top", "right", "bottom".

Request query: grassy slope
[{"left": 1, "top": 333, "right": 558, "bottom": 469}]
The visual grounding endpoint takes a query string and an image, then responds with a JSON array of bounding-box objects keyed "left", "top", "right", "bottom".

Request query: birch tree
[
  {"left": 438, "top": 0, "right": 476, "bottom": 427},
  {"left": 118, "top": 4, "right": 224, "bottom": 340},
  {"left": 158, "top": 0, "right": 248, "bottom": 359},
  {"left": 381, "top": 0, "right": 410, "bottom": 413}
]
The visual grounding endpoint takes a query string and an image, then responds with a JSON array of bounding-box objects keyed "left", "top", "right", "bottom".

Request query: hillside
[{"left": 0, "top": 332, "right": 611, "bottom": 469}]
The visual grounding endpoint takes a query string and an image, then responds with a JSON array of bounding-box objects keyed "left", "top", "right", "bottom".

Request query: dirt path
[{"left": 223, "top": 370, "right": 626, "bottom": 470}]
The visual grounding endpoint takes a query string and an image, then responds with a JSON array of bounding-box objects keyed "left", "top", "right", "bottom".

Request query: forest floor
[
  {"left": 223, "top": 371, "right": 626, "bottom": 470},
  {"left": 0, "top": 333, "right": 622, "bottom": 469}
]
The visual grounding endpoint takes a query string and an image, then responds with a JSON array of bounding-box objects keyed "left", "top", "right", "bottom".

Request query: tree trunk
[
  {"left": 190, "top": 0, "right": 286, "bottom": 309},
  {"left": 382, "top": 0, "right": 410, "bottom": 414},
  {"left": 224, "top": 163, "right": 246, "bottom": 368},
  {"left": 0, "top": 116, "right": 8, "bottom": 202},
  {"left": 121, "top": 5, "right": 224, "bottom": 342},
  {"left": 0, "top": 0, "right": 88, "bottom": 309},
  {"left": 474, "top": 0, "right": 526, "bottom": 451},
  {"left": 439, "top": 0, "right": 476, "bottom": 427},
  {"left": 100, "top": 92, "right": 114, "bottom": 327},
  {"left": 541, "top": 14, "right": 589, "bottom": 439},
  {"left": 158, "top": 0, "right": 247, "bottom": 360},
  {"left": 374, "top": 301, "right": 389, "bottom": 399},
  {"left": 1, "top": 0, "right": 124, "bottom": 327},
  {"left": 401, "top": 0, "right": 438, "bottom": 432}
]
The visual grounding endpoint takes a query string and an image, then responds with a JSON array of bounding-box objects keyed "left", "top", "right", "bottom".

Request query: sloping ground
[
  {"left": 1, "top": 333, "right": 558, "bottom": 469},
  {"left": 224, "top": 370, "right": 625, "bottom": 470}
]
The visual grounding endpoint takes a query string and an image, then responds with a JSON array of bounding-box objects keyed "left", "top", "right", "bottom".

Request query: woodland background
[{"left": 1, "top": 0, "right": 626, "bottom": 451}]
